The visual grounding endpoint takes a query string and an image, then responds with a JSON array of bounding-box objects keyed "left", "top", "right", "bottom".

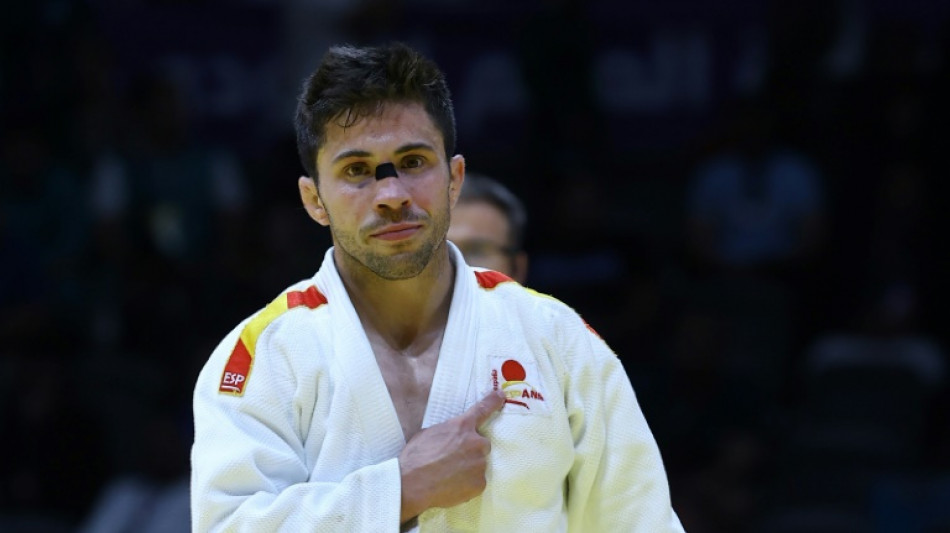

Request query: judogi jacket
[{"left": 191, "top": 243, "right": 685, "bottom": 532}]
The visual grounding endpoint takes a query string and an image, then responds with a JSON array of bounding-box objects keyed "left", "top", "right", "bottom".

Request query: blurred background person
[{"left": 447, "top": 172, "right": 529, "bottom": 284}]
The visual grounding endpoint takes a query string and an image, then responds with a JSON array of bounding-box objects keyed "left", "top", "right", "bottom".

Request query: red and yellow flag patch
[{"left": 219, "top": 286, "right": 327, "bottom": 395}]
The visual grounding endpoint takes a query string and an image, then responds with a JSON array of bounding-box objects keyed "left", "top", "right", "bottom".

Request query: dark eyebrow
[
  {"left": 330, "top": 149, "right": 372, "bottom": 166},
  {"left": 330, "top": 143, "right": 436, "bottom": 166},
  {"left": 395, "top": 142, "right": 437, "bottom": 155}
]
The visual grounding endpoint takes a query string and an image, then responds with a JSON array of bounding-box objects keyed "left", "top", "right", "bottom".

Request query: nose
[{"left": 374, "top": 175, "right": 411, "bottom": 212}]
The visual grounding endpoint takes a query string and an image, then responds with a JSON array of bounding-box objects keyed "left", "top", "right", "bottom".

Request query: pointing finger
[{"left": 463, "top": 390, "right": 506, "bottom": 428}]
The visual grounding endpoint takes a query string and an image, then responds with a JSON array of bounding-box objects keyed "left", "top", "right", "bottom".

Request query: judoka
[{"left": 191, "top": 42, "right": 686, "bottom": 532}]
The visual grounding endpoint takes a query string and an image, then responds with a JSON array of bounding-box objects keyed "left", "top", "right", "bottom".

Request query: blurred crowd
[{"left": 1, "top": 1, "right": 949, "bottom": 532}]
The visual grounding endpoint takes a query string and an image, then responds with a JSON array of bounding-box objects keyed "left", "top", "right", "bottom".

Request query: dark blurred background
[{"left": 1, "top": 0, "right": 948, "bottom": 532}]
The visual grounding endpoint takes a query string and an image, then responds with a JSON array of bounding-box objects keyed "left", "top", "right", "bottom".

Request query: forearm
[{"left": 399, "top": 476, "right": 424, "bottom": 525}]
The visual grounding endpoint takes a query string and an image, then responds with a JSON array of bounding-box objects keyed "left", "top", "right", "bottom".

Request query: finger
[{"left": 462, "top": 390, "right": 506, "bottom": 428}]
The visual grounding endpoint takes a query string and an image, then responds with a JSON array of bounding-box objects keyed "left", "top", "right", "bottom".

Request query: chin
[{"left": 364, "top": 249, "right": 433, "bottom": 280}]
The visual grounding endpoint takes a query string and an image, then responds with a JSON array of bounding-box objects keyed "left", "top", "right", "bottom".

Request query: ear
[
  {"left": 448, "top": 154, "right": 466, "bottom": 208},
  {"left": 298, "top": 176, "right": 329, "bottom": 226}
]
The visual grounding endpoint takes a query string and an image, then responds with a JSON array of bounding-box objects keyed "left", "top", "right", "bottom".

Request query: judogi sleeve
[
  {"left": 191, "top": 317, "right": 402, "bottom": 533},
  {"left": 560, "top": 313, "right": 686, "bottom": 532}
]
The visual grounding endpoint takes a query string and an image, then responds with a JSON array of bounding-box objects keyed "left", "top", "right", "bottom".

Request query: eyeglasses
[{"left": 455, "top": 239, "right": 517, "bottom": 260}]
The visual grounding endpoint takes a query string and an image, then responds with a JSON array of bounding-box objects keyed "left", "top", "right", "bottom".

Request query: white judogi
[{"left": 191, "top": 243, "right": 685, "bottom": 532}]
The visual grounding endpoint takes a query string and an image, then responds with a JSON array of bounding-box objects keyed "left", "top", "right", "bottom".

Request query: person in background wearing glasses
[{"left": 447, "top": 172, "right": 528, "bottom": 284}]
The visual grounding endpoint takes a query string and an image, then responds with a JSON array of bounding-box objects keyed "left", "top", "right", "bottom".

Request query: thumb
[{"left": 462, "top": 390, "right": 506, "bottom": 428}]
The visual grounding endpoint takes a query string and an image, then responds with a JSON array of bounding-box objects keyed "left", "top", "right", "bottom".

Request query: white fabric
[{"left": 192, "top": 242, "right": 685, "bottom": 532}]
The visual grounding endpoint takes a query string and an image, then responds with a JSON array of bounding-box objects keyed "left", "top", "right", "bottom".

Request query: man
[
  {"left": 447, "top": 172, "right": 528, "bottom": 283},
  {"left": 191, "top": 42, "right": 685, "bottom": 532}
]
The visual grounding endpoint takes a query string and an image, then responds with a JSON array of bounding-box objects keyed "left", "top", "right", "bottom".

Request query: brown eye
[
  {"left": 343, "top": 163, "right": 370, "bottom": 179},
  {"left": 402, "top": 155, "right": 425, "bottom": 169}
]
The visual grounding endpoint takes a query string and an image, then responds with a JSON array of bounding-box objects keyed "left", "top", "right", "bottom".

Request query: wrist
[{"left": 399, "top": 459, "right": 426, "bottom": 523}]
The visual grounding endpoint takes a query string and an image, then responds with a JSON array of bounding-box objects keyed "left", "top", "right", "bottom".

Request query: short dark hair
[
  {"left": 457, "top": 173, "right": 527, "bottom": 251},
  {"left": 294, "top": 42, "right": 457, "bottom": 180}
]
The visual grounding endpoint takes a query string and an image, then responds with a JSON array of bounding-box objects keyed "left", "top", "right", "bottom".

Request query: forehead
[{"left": 316, "top": 102, "right": 444, "bottom": 166}]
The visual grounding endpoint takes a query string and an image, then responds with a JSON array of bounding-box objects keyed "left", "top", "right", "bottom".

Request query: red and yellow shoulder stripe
[
  {"left": 474, "top": 270, "right": 515, "bottom": 289},
  {"left": 219, "top": 286, "right": 327, "bottom": 396},
  {"left": 476, "top": 271, "right": 604, "bottom": 340}
]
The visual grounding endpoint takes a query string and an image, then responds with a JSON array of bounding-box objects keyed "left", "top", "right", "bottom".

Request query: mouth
[{"left": 370, "top": 223, "right": 423, "bottom": 241}]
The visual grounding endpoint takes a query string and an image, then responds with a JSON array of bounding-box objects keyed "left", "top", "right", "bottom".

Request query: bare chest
[{"left": 370, "top": 339, "right": 441, "bottom": 442}]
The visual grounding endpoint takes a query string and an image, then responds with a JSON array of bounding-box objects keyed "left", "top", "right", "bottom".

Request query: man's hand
[{"left": 398, "top": 390, "right": 506, "bottom": 523}]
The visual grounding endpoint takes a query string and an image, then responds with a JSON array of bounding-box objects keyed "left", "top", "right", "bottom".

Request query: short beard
[
  {"left": 346, "top": 232, "right": 442, "bottom": 280},
  {"left": 328, "top": 205, "right": 450, "bottom": 281}
]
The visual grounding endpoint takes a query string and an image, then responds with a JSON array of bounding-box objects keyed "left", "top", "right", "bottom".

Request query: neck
[{"left": 335, "top": 244, "right": 456, "bottom": 351}]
